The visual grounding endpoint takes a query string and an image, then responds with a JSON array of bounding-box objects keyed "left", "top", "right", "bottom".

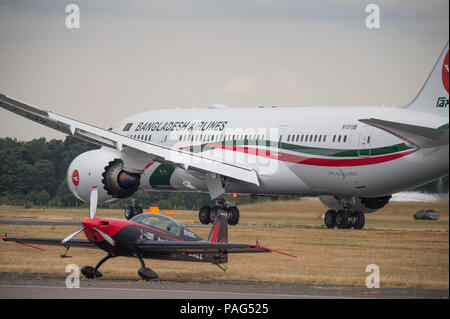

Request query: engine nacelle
[
  {"left": 101, "top": 158, "right": 141, "bottom": 199},
  {"left": 67, "top": 148, "right": 143, "bottom": 203}
]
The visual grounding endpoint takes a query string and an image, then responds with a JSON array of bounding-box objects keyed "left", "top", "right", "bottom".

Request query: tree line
[{"left": 0, "top": 137, "right": 447, "bottom": 209}]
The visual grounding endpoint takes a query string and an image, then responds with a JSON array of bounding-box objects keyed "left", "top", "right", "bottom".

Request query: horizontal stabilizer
[{"left": 359, "top": 118, "right": 449, "bottom": 149}]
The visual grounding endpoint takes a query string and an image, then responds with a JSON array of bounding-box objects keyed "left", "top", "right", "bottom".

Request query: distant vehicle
[{"left": 413, "top": 209, "right": 440, "bottom": 220}]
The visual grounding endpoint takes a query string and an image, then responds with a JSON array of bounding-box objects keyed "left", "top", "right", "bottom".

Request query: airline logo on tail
[
  {"left": 436, "top": 50, "right": 449, "bottom": 108},
  {"left": 442, "top": 51, "right": 449, "bottom": 94}
]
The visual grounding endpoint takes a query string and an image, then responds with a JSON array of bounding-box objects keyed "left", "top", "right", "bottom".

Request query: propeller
[
  {"left": 93, "top": 227, "right": 116, "bottom": 246},
  {"left": 61, "top": 186, "right": 114, "bottom": 246},
  {"left": 89, "top": 186, "right": 98, "bottom": 219}
]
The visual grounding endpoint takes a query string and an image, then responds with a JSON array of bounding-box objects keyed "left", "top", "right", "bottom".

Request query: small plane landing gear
[
  {"left": 81, "top": 266, "right": 103, "bottom": 278},
  {"left": 325, "top": 210, "right": 365, "bottom": 229},
  {"left": 82, "top": 253, "right": 116, "bottom": 279},
  {"left": 135, "top": 254, "right": 159, "bottom": 281},
  {"left": 198, "top": 198, "right": 240, "bottom": 226}
]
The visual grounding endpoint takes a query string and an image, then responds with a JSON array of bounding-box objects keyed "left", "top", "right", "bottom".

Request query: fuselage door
[{"left": 358, "top": 126, "right": 373, "bottom": 157}]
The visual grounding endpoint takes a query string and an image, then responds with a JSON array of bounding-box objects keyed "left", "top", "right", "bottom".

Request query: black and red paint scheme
[{"left": 2, "top": 211, "right": 295, "bottom": 280}]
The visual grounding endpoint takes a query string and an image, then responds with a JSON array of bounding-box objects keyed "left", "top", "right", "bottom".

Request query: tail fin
[
  {"left": 207, "top": 210, "right": 228, "bottom": 243},
  {"left": 406, "top": 42, "right": 449, "bottom": 118}
]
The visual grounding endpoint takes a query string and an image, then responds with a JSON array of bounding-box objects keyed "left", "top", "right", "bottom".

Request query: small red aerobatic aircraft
[{"left": 3, "top": 187, "right": 295, "bottom": 281}]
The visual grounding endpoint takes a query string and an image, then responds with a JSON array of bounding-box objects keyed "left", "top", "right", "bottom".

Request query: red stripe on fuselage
[{"left": 194, "top": 143, "right": 417, "bottom": 167}]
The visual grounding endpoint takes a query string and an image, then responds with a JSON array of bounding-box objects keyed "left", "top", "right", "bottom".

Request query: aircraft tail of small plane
[
  {"left": 406, "top": 42, "right": 449, "bottom": 118},
  {"left": 207, "top": 211, "right": 228, "bottom": 243}
]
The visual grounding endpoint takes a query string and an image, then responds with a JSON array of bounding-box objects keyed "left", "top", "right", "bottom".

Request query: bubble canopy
[{"left": 130, "top": 213, "right": 183, "bottom": 236}]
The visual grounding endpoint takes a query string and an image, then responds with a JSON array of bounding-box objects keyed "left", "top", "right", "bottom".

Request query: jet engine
[
  {"left": 67, "top": 148, "right": 142, "bottom": 203},
  {"left": 101, "top": 159, "right": 141, "bottom": 199}
]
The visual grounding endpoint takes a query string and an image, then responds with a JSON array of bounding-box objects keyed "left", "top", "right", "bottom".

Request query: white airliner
[{"left": 1, "top": 43, "right": 448, "bottom": 229}]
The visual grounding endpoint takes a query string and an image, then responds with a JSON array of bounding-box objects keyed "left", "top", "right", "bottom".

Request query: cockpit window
[{"left": 130, "top": 213, "right": 181, "bottom": 236}]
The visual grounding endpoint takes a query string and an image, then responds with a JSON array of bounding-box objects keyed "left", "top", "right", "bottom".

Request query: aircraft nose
[{"left": 82, "top": 218, "right": 99, "bottom": 229}]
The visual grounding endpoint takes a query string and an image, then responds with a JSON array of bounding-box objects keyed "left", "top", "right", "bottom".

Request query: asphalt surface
[{"left": 0, "top": 273, "right": 447, "bottom": 299}]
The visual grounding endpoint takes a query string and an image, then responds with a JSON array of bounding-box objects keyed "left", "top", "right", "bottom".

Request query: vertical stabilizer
[
  {"left": 407, "top": 42, "right": 449, "bottom": 118},
  {"left": 207, "top": 211, "right": 228, "bottom": 243}
]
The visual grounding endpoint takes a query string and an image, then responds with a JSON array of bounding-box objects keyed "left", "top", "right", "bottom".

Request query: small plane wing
[
  {"left": 2, "top": 235, "right": 95, "bottom": 248},
  {"left": 359, "top": 118, "right": 449, "bottom": 149},
  {"left": 0, "top": 94, "right": 260, "bottom": 186}
]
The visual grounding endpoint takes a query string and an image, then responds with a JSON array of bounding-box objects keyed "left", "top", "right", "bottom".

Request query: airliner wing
[
  {"left": 0, "top": 94, "right": 260, "bottom": 186},
  {"left": 359, "top": 118, "right": 449, "bottom": 149}
]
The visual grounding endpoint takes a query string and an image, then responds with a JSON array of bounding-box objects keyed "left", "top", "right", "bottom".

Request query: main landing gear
[
  {"left": 324, "top": 210, "right": 365, "bottom": 229},
  {"left": 199, "top": 198, "right": 240, "bottom": 225},
  {"left": 81, "top": 253, "right": 159, "bottom": 281}
]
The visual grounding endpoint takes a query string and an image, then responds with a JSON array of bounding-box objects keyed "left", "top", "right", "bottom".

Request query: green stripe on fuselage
[
  {"left": 182, "top": 139, "right": 412, "bottom": 158},
  {"left": 149, "top": 163, "right": 176, "bottom": 190}
]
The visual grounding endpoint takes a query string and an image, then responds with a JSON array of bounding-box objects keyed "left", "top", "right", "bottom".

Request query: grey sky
[{"left": 0, "top": 0, "right": 448, "bottom": 140}]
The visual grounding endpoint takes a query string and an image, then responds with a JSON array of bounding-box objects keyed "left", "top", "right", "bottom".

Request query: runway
[{"left": 0, "top": 273, "right": 447, "bottom": 299}]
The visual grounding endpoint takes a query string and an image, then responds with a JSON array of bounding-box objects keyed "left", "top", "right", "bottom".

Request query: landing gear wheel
[
  {"left": 336, "top": 211, "right": 351, "bottom": 229},
  {"left": 124, "top": 206, "right": 134, "bottom": 220},
  {"left": 324, "top": 210, "right": 337, "bottom": 229},
  {"left": 138, "top": 267, "right": 159, "bottom": 281},
  {"left": 228, "top": 206, "right": 240, "bottom": 226},
  {"left": 124, "top": 206, "right": 143, "bottom": 220},
  {"left": 209, "top": 206, "right": 220, "bottom": 224},
  {"left": 199, "top": 205, "right": 211, "bottom": 225},
  {"left": 81, "top": 266, "right": 103, "bottom": 279},
  {"left": 353, "top": 211, "right": 365, "bottom": 229}
]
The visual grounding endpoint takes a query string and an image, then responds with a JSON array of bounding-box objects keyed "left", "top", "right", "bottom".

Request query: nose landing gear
[
  {"left": 198, "top": 198, "right": 240, "bottom": 225},
  {"left": 124, "top": 197, "right": 143, "bottom": 220}
]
